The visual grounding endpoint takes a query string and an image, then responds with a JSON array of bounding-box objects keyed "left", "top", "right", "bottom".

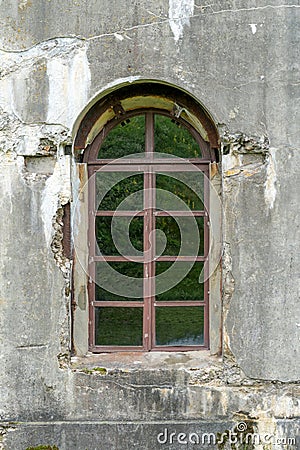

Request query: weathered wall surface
[{"left": 0, "top": 1, "right": 299, "bottom": 449}]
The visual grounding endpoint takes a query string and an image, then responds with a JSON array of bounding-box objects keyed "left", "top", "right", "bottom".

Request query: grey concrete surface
[{"left": 0, "top": 1, "right": 299, "bottom": 449}]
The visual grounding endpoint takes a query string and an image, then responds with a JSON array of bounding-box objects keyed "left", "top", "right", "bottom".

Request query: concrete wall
[{"left": 0, "top": 1, "right": 299, "bottom": 449}]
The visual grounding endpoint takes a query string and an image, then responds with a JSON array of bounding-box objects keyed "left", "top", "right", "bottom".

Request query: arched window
[{"left": 74, "top": 82, "right": 220, "bottom": 353}]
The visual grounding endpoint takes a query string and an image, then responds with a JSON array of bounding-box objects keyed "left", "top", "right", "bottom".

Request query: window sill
[{"left": 71, "top": 350, "right": 222, "bottom": 373}]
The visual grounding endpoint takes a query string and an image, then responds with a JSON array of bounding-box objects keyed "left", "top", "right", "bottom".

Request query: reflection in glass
[
  {"left": 156, "top": 262, "right": 204, "bottom": 301},
  {"left": 96, "top": 216, "right": 143, "bottom": 256},
  {"left": 95, "top": 262, "right": 143, "bottom": 301},
  {"left": 155, "top": 307, "right": 204, "bottom": 346},
  {"left": 154, "top": 115, "right": 201, "bottom": 158},
  {"left": 98, "top": 115, "right": 145, "bottom": 158},
  {"left": 95, "top": 307, "right": 143, "bottom": 345},
  {"left": 96, "top": 172, "right": 144, "bottom": 210},
  {"left": 155, "top": 216, "right": 204, "bottom": 256},
  {"left": 156, "top": 173, "right": 204, "bottom": 210}
]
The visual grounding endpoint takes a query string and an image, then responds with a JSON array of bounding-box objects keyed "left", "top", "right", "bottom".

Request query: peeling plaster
[
  {"left": 249, "top": 23, "right": 257, "bottom": 34},
  {"left": 264, "top": 148, "right": 277, "bottom": 209},
  {"left": 0, "top": 105, "right": 70, "bottom": 160},
  {"left": 18, "top": 132, "right": 41, "bottom": 156},
  {"left": 0, "top": 38, "right": 90, "bottom": 128},
  {"left": 41, "top": 156, "right": 71, "bottom": 246},
  {"left": 47, "top": 46, "right": 91, "bottom": 128},
  {"left": 168, "top": 0, "right": 194, "bottom": 42},
  {"left": 222, "top": 153, "right": 242, "bottom": 173}
]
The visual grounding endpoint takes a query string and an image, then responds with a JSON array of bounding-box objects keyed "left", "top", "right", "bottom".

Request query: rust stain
[
  {"left": 225, "top": 168, "right": 241, "bottom": 177},
  {"left": 210, "top": 162, "right": 219, "bottom": 178},
  {"left": 78, "top": 164, "right": 86, "bottom": 188},
  {"left": 242, "top": 168, "right": 260, "bottom": 177}
]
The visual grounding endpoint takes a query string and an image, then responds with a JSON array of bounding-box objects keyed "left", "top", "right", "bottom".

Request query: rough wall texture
[{"left": 0, "top": 1, "right": 299, "bottom": 449}]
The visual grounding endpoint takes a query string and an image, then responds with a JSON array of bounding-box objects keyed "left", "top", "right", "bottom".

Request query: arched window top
[
  {"left": 86, "top": 109, "right": 211, "bottom": 162},
  {"left": 74, "top": 81, "right": 220, "bottom": 162}
]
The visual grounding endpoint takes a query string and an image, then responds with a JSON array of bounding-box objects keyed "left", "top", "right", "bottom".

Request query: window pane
[
  {"left": 95, "top": 262, "right": 143, "bottom": 301},
  {"left": 155, "top": 307, "right": 204, "bottom": 346},
  {"left": 98, "top": 115, "right": 145, "bottom": 158},
  {"left": 155, "top": 216, "right": 204, "bottom": 256},
  {"left": 95, "top": 307, "right": 143, "bottom": 346},
  {"left": 96, "top": 216, "right": 143, "bottom": 256},
  {"left": 154, "top": 115, "right": 201, "bottom": 158},
  {"left": 156, "top": 172, "right": 204, "bottom": 211},
  {"left": 96, "top": 172, "right": 144, "bottom": 210},
  {"left": 156, "top": 262, "right": 204, "bottom": 301}
]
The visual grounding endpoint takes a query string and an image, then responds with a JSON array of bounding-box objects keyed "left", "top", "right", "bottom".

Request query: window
[{"left": 85, "top": 110, "right": 213, "bottom": 352}]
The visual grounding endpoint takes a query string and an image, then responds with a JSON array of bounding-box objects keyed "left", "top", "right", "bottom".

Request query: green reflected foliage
[
  {"left": 94, "top": 114, "right": 206, "bottom": 347},
  {"left": 95, "top": 307, "right": 143, "bottom": 346},
  {"left": 96, "top": 173, "right": 144, "bottom": 210},
  {"left": 156, "top": 173, "right": 204, "bottom": 210},
  {"left": 155, "top": 307, "right": 204, "bottom": 346},
  {"left": 97, "top": 113, "right": 201, "bottom": 159},
  {"left": 156, "top": 262, "right": 204, "bottom": 301},
  {"left": 95, "top": 261, "right": 143, "bottom": 301},
  {"left": 98, "top": 115, "right": 145, "bottom": 158},
  {"left": 96, "top": 216, "right": 143, "bottom": 256},
  {"left": 156, "top": 216, "right": 204, "bottom": 256},
  {"left": 154, "top": 115, "right": 201, "bottom": 157}
]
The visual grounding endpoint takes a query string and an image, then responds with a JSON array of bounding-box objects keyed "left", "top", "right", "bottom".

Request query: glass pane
[
  {"left": 95, "top": 307, "right": 143, "bottom": 346},
  {"left": 155, "top": 307, "right": 204, "bottom": 346},
  {"left": 98, "top": 115, "right": 145, "bottom": 158},
  {"left": 154, "top": 115, "right": 201, "bottom": 158},
  {"left": 96, "top": 172, "right": 144, "bottom": 210},
  {"left": 95, "top": 262, "right": 143, "bottom": 301},
  {"left": 96, "top": 216, "right": 143, "bottom": 256},
  {"left": 156, "top": 216, "right": 204, "bottom": 256},
  {"left": 156, "top": 262, "right": 204, "bottom": 301},
  {"left": 156, "top": 172, "right": 204, "bottom": 211}
]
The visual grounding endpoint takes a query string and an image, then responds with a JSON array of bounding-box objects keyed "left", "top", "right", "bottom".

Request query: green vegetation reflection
[
  {"left": 155, "top": 307, "right": 204, "bottom": 346},
  {"left": 98, "top": 115, "right": 145, "bottom": 158},
  {"left": 154, "top": 115, "right": 201, "bottom": 158},
  {"left": 95, "top": 261, "right": 143, "bottom": 301},
  {"left": 96, "top": 173, "right": 144, "bottom": 210},
  {"left": 156, "top": 173, "right": 204, "bottom": 210},
  {"left": 156, "top": 262, "right": 204, "bottom": 301},
  {"left": 156, "top": 216, "right": 204, "bottom": 256},
  {"left": 95, "top": 307, "right": 143, "bottom": 346},
  {"left": 96, "top": 216, "right": 143, "bottom": 256}
]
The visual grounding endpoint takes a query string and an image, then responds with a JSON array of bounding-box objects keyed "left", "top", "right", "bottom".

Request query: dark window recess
[
  {"left": 64, "top": 145, "right": 72, "bottom": 156},
  {"left": 87, "top": 111, "right": 210, "bottom": 351},
  {"left": 62, "top": 202, "right": 72, "bottom": 259}
]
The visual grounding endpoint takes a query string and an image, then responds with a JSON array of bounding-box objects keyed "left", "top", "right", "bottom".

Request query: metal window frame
[{"left": 87, "top": 110, "right": 211, "bottom": 352}]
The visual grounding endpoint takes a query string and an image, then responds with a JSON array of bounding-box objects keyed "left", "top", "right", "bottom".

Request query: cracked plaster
[
  {"left": 0, "top": 1, "right": 299, "bottom": 448},
  {"left": 0, "top": 2, "right": 298, "bottom": 53}
]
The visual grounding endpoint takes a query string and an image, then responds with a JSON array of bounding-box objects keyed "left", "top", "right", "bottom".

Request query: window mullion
[
  {"left": 145, "top": 112, "right": 154, "bottom": 157},
  {"left": 143, "top": 113, "right": 155, "bottom": 350}
]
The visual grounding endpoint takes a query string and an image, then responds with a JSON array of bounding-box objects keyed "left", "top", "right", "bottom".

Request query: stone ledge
[{"left": 71, "top": 350, "right": 220, "bottom": 371}]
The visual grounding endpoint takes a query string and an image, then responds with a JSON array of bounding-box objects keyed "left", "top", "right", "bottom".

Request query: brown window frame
[{"left": 86, "top": 109, "right": 211, "bottom": 352}]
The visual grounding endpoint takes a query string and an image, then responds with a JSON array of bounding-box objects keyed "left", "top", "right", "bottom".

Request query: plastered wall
[{"left": 0, "top": 1, "right": 299, "bottom": 449}]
